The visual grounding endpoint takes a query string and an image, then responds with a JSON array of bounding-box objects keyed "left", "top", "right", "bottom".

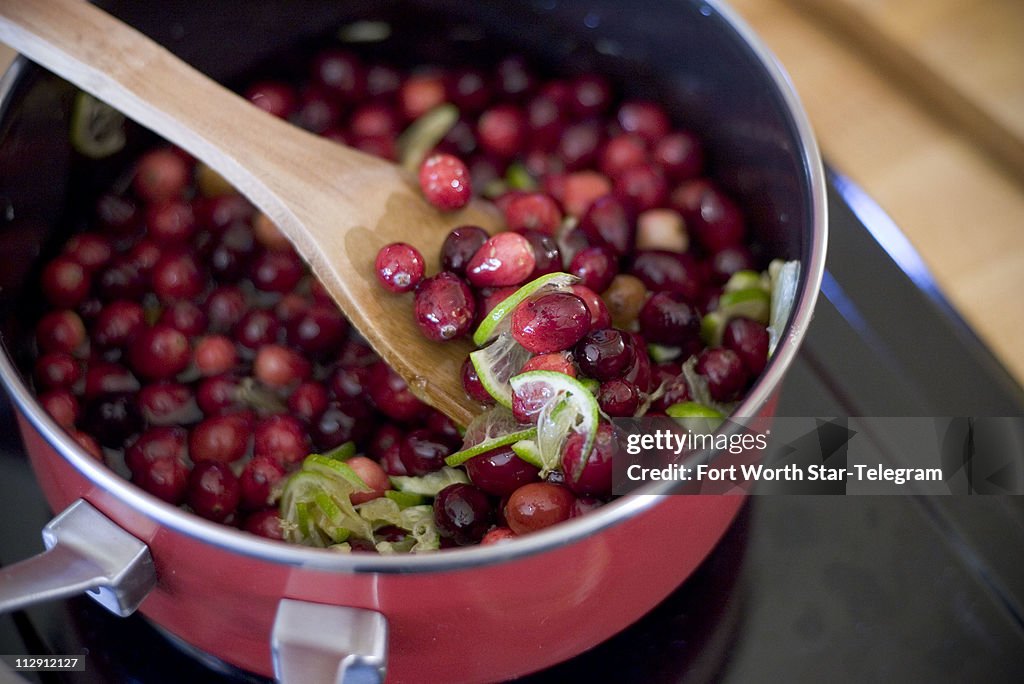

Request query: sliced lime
[
  {"left": 473, "top": 272, "right": 578, "bottom": 346},
  {"left": 666, "top": 401, "right": 724, "bottom": 419},
  {"left": 768, "top": 259, "right": 800, "bottom": 356},
  {"left": 389, "top": 466, "right": 470, "bottom": 496},
  {"left": 470, "top": 333, "right": 532, "bottom": 408},
  {"left": 384, "top": 489, "right": 427, "bottom": 508},
  {"left": 505, "top": 162, "right": 538, "bottom": 191},
  {"left": 445, "top": 424, "right": 538, "bottom": 466},
  {"left": 303, "top": 454, "right": 370, "bottom": 492},
  {"left": 321, "top": 441, "right": 357, "bottom": 461},
  {"left": 723, "top": 270, "right": 768, "bottom": 294},
  {"left": 648, "top": 343, "right": 682, "bottom": 363},
  {"left": 717, "top": 288, "right": 770, "bottom": 324},
  {"left": 580, "top": 377, "right": 601, "bottom": 395},
  {"left": 397, "top": 103, "right": 459, "bottom": 172},
  {"left": 70, "top": 91, "right": 126, "bottom": 159},
  {"left": 508, "top": 371, "right": 600, "bottom": 476},
  {"left": 701, "top": 311, "right": 726, "bottom": 347},
  {"left": 511, "top": 439, "right": 544, "bottom": 468}
]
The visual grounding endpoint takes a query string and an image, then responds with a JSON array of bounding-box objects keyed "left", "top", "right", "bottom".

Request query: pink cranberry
[
  {"left": 367, "top": 362, "right": 427, "bottom": 421},
  {"left": 418, "top": 153, "right": 472, "bottom": 211},
  {"left": 696, "top": 348, "right": 748, "bottom": 402},
  {"left": 477, "top": 104, "right": 526, "bottom": 158},
  {"left": 40, "top": 388, "right": 80, "bottom": 429},
  {"left": 253, "top": 344, "right": 311, "bottom": 388},
  {"left": 194, "top": 335, "right": 237, "bottom": 376},
  {"left": 63, "top": 232, "right": 113, "bottom": 272},
  {"left": 503, "top": 193, "right": 562, "bottom": 235},
  {"left": 127, "top": 324, "right": 191, "bottom": 381},
  {"left": 36, "top": 310, "right": 86, "bottom": 355},
  {"left": 240, "top": 455, "right": 288, "bottom": 510},
  {"left": 511, "top": 291, "right": 591, "bottom": 354},
  {"left": 133, "top": 148, "right": 189, "bottom": 203},
  {"left": 190, "top": 413, "right": 251, "bottom": 464},
  {"left": 72, "top": 430, "right": 105, "bottom": 462},
  {"left": 568, "top": 245, "right": 618, "bottom": 294},
  {"left": 187, "top": 461, "right": 241, "bottom": 522},
  {"left": 561, "top": 171, "right": 613, "bottom": 217},
  {"left": 375, "top": 242, "right": 425, "bottom": 293},
  {"left": 42, "top": 255, "right": 90, "bottom": 308},
  {"left": 466, "top": 233, "right": 536, "bottom": 288},
  {"left": 349, "top": 102, "right": 400, "bottom": 139},
  {"left": 570, "top": 73, "right": 612, "bottom": 118},
  {"left": 245, "top": 81, "right": 297, "bottom": 118},
  {"left": 347, "top": 456, "right": 391, "bottom": 505},
  {"left": 481, "top": 527, "right": 516, "bottom": 545},
  {"left": 399, "top": 72, "right": 446, "bottom": 120},
  {"left": 414, "top": 272, "right": 476, "bottom": 341},
  {"left": 521, "top": 351, "right": 576, "bottom": 377}
]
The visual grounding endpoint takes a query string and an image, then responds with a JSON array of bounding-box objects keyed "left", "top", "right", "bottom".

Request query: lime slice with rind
[
  {"left": 723, "top": 270, "right": 769, "bottom": 294},
  {"left": 397, "top": 103, "right": 459, "bottom": 172},
  {"left": 511, "top": 439, "right": 544, "bottom": 468},
  {"left": 470, "top": 332, "right": 532, "bottom": 408},
  {"left": 70, "top": 91, "right": 127, "bottom": 159},
  {"left": 303, "top": 455, "right": 371, "bottom": 492},
  {"left": 648, "top": 343, "right": 682, "bottom": 363},
  {"left": 384, "top": 489, "right": 427, "bottom": 508},
  {"left": 389, "top": 466, "right": 469, "bottom": 496},
  {"left": 666, "top": 401, "right": 724, "bottom": 419},
  {"left": 508, "top": 371, "right": 600, "bottom": 477},
  {"left": 445, "top": 425, "right": 538, "bottom": 466},
  {"left": 701, "top": 287, "right": 771, "bottom": 347},
  {"left": 768, "top": 259, "right": 800, "bottom": 356},
  {"left": 472, "top": 272, "right": 578, "bottom": 346}
]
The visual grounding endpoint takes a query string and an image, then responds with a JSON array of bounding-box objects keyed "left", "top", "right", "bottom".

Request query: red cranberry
[
  {"left": 521, "top": 351, "right": 576, "bottom": 377},
  {"left": 151, "top": 250, "right": 205, "bottom": 301},
  {"left": 82, "top": 361, "right": 137, "bottom": 399},
  {"left": 95, "top": 193, "right": 138, "bottom": 234},
  {"left": 295, "top": 86, "right": 342, "bottom": 133},
  {"left": 233, "top": 309, "right": 279, "bottom": 350},
  {"left": 367, "top": 362, "right": 427, "bottom": 421},
  {"left": 209, "top": 223, "right": 258, "bottom": 281},
  {"left": 125, "top": 426, "right": 187, "bottom": 472},
  {"left": 399, "top": 72, "right": 445, "bottom": 120},
  {"left": 190, "top": 413, "right": 251, "bottom": 463},
  {"left": 710, "top": 246, "right": 755, "bottom": 285},
  {"left": 63, "top": 232, "right": 113, "bottom": 272},
  {"left": 570, "top": 284, "right": 612, "bottom": 331},
  {"left": 598, "top": 379, "right": 641, "bottom": 417},
  {"left": 557, "top": 120, "right": 603, "bottom": 171},
  {"left": 159, "top": 301, "right": 208, "bottom": 337},
  {"left": 243, "top": 509, "right": 284, "bottom": 539},
  {"left": 622, "top": 332, "right": 654, "bottom": 392},
  {"left": 326, "top": 364, "right": 374, "bottom": 419},
  {"left": 561, "top": 170, "right": 613, "bottom": 217},
  {"left": 570, "top": 73, "right": 612, "bottom": 118},
  {"left": 96, "top": 258, "right": 145, "bottom": 302},
  {"left": 579, "top": 195, "right": 636, "bottom": 257},
  {"left": 130, "top": 451, "right": 189, "bottom": 504},
  {"left": 139, "top": 381, "right": 197, "bottom": 425},
  {"left": 253, "top": 344, "right": 311, "bottom": 388},
  {"left": 477, "top": 104, "right": 526, "bottom": 158},
  {"left": 286, "top": 304, "right": 348, "bottom": 357},
  {"left": 525, "top": 89, "right": 566, "bottom": 151},
  {"left": 461, "top": 357, "right": 495, "bottom": 405},
  {"left": 696, "top": 348, "right": 748, "bottom": 402},
  {"left": 433, "top": 483, "right": 494, "bottom": 546},
  {"left": 413, "top": 272, "right": 476, "bottom": 341},
  {"left": 638, "top": 291, "right": 702, "bottom": 348},
  {"left": 600, "top": 134, "right": 648, "bottom": 178},
  {"left": 504, "top": 482, "right": 576, "bottom": 535},
  {"left": 127, "top": 324, "right": 191, "bottom": 381},
  {"left": 723, "top": 317, "right": 770, "bottom": 378},
  {"left": 478, "top": 286, "right": 519, "bottom": 319},
  {"left": 575, "top": 328, "right": 636, "bottom": 381},
  {"left": 504, "top": 193, "right": 562, "bottom": 235},
  {"left": 194, "top": 335, "right": 237, "bottom": 376},
  {"left": 194, "top": 194, "right": 254, "bottom": 231},
  {"left": 245, "top": 81, "right": 297, "bottom": 118},
  {"left": 481, "top": 527, "right": 516, "bottom": 545},
  {"left": 146, "top": 200, "right": 196, "bottom": 244},
  {"left": 195, "top": 374, "right": 242, "bottom": 415},
  {"left": 518, "top": 230, "right": 562, "bottom": 279},
  {"left": 84, "top": 392, "right": 142, "bottom": 447},
  {"left": 254, "top": 414, "right": 310, "bottom": 467},
  {"left": 617, "top": 101, "right": 670, "bottom": 145},
  {"left": 562, "top": 422, "right": 617, "bottom": 497},
  {"left": 349, "top": 102, "right": 400, "bottom": 139},
  {"left": 441, "top": 225, "right": 489, "bottom": 276},
  {"left": 494, "top": 56, "right": 536, "bottom": 101},
  {"left": 671, "top": 179, "right": 745, "bottom": 253},
  {"left": 368, "top": 424, "right": 404, "bottom": 461},
  {"left": 418, "top": 153, "right": 472, "bottom": 211},
  {"left": 39, "top": 388, "right": 80, "bottom": 429},
  {"left": 133, "top": 148, "right": 188, "bottom": 203},
  {"left": 510, "top": 291, "right": 591, "bottom": 354},
  {"left": 652, "top": 371, "right": 690, "bottom": 412},
  {"left": 204, "top": 285, "right": 248, "bottom": 332},
  {"left": 288, "top": 381, "right": 329, "bottom": 422},
  {"left": 569, "top": 245, "right": 618, "bottom": 294},
  {"left": 187, "top": 461, "right": 241, "bottom": 522},
  {"left": 348, "top": 456, "right": 391, "bottom": 505},
  {"left": 34, "top": 352, "right": 81, "bottom": 390},
  {"left": 375, "top": 242, "right": 425, "bottom": 293},
  {"left": 613, "top": 163, "right": 667, "bottom": 212},
  {"left": 654, "top": 131, "right": 704, "bottom": 182},
  {"left": 310, "top": 402, "right": 365, "bottom": 452},
  {"left": 310, "top": 49, "right": 365, "bottom": 100},
  {"left": 240, "top": 455, "right": 287, "bottom": 510},
  {"left": 399, "top": 428, "right": 451, "bottom": 476},
  {"left": 42, "top": 255, "right": 90, "bottom": 308},
  {"left": 629, "top": 250, "right": 703, "bottom": 301},
  {"left": 465, "top": 446, "right": 540, "bottom": 497},
  {"left": 250, "top": 250, "right": 304, "bottom": 293},
  {"left": 446, "top": 68, "right": 491, "bottom": 113},
  {"left": 36, "top": 310, "right": 86, "bottom": 354}
]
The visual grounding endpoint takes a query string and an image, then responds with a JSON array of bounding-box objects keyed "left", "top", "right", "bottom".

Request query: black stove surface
[{"left": 2, "top": 171, "right": 1023, "bottom": 683}]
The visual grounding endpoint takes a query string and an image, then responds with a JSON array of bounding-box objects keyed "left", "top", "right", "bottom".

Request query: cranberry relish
[{"left": 29, "top": 42, "right": 785, "bottom": 553}]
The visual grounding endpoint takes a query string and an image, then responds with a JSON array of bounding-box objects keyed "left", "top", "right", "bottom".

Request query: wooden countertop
[{"left": 2, "top": 0, "right": 1023, "bottom": 388}]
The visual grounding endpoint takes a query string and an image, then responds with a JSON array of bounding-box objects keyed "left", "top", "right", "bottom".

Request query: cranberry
[
  {"left": 209, "top": 223, "right": 258, "bottom": 281},
  {"left": 159, "top": 301, "right": 208, "bottom": 337},
  {"left": 311, "top": 49, "right": 365, "bottom": 100},
  {"left": 617, "top": 101, "right": 670, "bottom": 145},
  {"left": 654, "top": 131, "right": 704, "bottom": 182},
  {"left": 39, "top": 388, "right": 80, "bottom": 429},
  {"left": 131, "top": 451, "right": 189, "bottom": 504},
  {"left": 504, "top": 482, "right": 576, "bottom": 535},
  {"left": 190, "top": 413, "right": 251, "bottom": 463},
  {"left": 95, "top": 193, "right": 138, "bottom": 234},
  {"left": 671, "top": 179, "right": 745, "bottom": 253},
  {"left": 379, "top": 441, "right": 407, "bottom": 476},
  {"left": 368, "top": 424, "right": 403, "bottom": 461},
  {"left": 375, "top": 242, "right": 425, "bottom": 293},
  {"left": 286, "top": 304, "right": 348, "bottom": 357},
  {"left": 504, "top": 193, "right": 562, "bottom": 235},
  {"left": 194, "top": 194, "right": 254, "bottom": 231},
  {"left": 419, "top": 153, "right": 472, "bottom": 211},
  {"left": 575, "top": 328, "right": 636, "bottom": 381},
  {"left": 187, "top": 461, "right": 241, "bottom": 523},
  {"left": 288, "top": 381, "right": 329, "bottom": 422},
  {"left": 36, "top": 310, "right": 86, "bottom": 354},
  {"left": 367, "top": 362, "right": 427, "bottom": 421},
  {"left": 570, "top": 284, "right": 612, "bottom": 331},
  {"left": 525, "top": 90, "right": 566, "bottom": 151},
  {"left": 83, "top": 361, "right": 139, "bottom": 399},
  {"left": 63, "top": 232, "right": 113, "bottom": 272},
  {"left": 233, "top": 309, "right": 279, "bottom": 350},
  {"left": 579, "top": 195, "right": 636, "bottom": 257},
  {"left": 465, "top": 446, "right": 540, "bottom": 497},
  {"left": 697, "top": 348, "right": 748, "bottom": 402},
  {"left": 561, "top": 171, "right": 613, "bottom": 217},
  {"left": 710, "top": 246, "right": 755, "bottom": 285},
  {"left": 399, "top": 72, "right": 446, "bottom": 120},
  {"left": 127, "top": 324, "right": 191, "bottom": 381},
  {"left": 125, "top": 426, "right": 187, "bottom": 473},
  {"left": 254, "top": 414, "right": 310, "bottom": 467},
  {"left": 613, "top": 163, "right": 667, "bottom": 212},
  {"left": 481, "top": 527, "right": 516, "bottom": 545},
  {"left": 511, "top": 378, "right": 552, "bottom": 425},
  {"left": 133, "top": 148, "right": 188, "bottom": 203},
  {"left": 193, "top": 336, "right": 236, "bottom": 377},
  {"left": 557, "top": 120, "right": 603, "bottom": 171},
  {"left": 34, "top": 352, "right": 81, "bottom": 390},
  {"left": 204, "top": 285, "right": 248, "bottom": 332},
  {"left": 84, "top": 392, "right": 142, "bottom": 447},
  {"left": 240, "top": 455, "right": 287, "bottom": 510},
  {"left": 494, "top": 56, "right": 535, "bottom": 101},
  {"left": 326, "top": 364, "right": 374, "bottom": 418},
  {"left": 477, "top": 104, "right": 526, "bottom": 158},
  {"left": 146, "top": 200, "right": 196, "bottom": 244},
  {"left": 521, "top": 351, "right": 576, "bottom": 377},
  {"left": 310, "top": 402, "right": 365, "bottom": 452},
  {"left": 461, "top": 357, "right": 495, "bottom": 405},
  {"left": 151, "top": 250, "right": 205, "bottom": 301},
  {"left": 518, "top": 230, "right": 562, "bottom": 279},
  {"left": 139, "top": 381, "right": 197, "bottom": 425},
  {"left": 510, "top": 291, "right": 590, "bottom": 354},
  {"left": 723, "top": 317, "right": 770, "bottom": 378},
  {"left": 195, "top": 375, "right": 243, "bottom": 416},
  {"left": 42, "top": 255, "right": 90, "bottom": 308},
  {"left": 253, "top": 344, "right": 311, "bottom": 388},
  {"left": 638, "top": 291, "right": 702, "bottom": 348},
  {"left": 295, "top": 86, "right": 342, "bottom": 133},
  {"left": 598, "top": 379, "right": 641, "bottom": 417},
  {"left": 399, "top": 428, "right": 451, "bottom": 476},
  {"left": 562, "top": 422, "right": 617, "bottom": 497},
  {"left": 347, "top": 456, "right": 391, "bottom": 505},
  {"left": 478, "top": 286, "right": 519, "bottom": 319},
  {"left": 433, "top": 483, "right": 493, "bottom": 546},
  {"left": 629, "top": 250, "right": 703, "bottom": 301},
  {"left": 622, "top": 334, "right": 654, "bottom": 392},
  {"left": 349, "top": 102, "right": 400, "bottom": 139},
  {"left": 600, "top": 134, "right": 648, "bottom": 178},
  {"left": 252, "top": 213, "right": 290, "bottom": 252},
  {"left": 71, "top": 430, "right": 105, "bottom": 462},
  {"left": 250, "top": 250, "right": 304, "bottom": 293},
  {"left": 243, "top": 509, "right": 284, "bottom": 539},
  {"left": 570, "top": 73, "right": 612, "bottom": 118},
  {"left": 245, "top": 81, "right": 297, "bottom": 118},
  {"left": 413, "top": 272, "right": 476, "bottom": 341},
  {"left": 568, "top": 245, "right": 618, "bottom": 293},
  {"left": 441, "top": 225, "right": 489, "bottom": 276}
]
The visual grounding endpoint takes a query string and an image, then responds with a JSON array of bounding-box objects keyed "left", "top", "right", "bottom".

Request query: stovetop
[{"left": 2, "top": 171, "right": 1023, "bottom": 683}]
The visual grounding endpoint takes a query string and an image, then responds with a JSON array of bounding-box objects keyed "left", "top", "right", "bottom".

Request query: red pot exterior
[{"left": 18, "top": 410, "right": 746, "bottom": 683}]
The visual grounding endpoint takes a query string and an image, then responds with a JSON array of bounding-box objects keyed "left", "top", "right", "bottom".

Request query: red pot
[{"left": 0, "top": 1, "right": 826, "bottom": 681}]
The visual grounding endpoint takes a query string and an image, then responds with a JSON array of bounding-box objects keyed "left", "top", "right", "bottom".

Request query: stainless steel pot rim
[{"left": 0, "top": 0, "right": 826, "bottom": 574}]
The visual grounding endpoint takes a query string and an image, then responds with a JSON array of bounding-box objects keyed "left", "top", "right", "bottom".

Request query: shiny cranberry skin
[
  {"left": 125, "top": 426, "right": 187, "bottom": 477},
  {"left": 194, "top": 194, "right": 254, "bottom": 231},
  {"left": 127, "top": 324, "right": 191, "bottom": 381},
  {"left": 504, "top": 482, "right": 576, "bottom": 535},
  {"left": 368, "top": 424, "right": 403, "bottom": 461},
  {"left": 461, "top": 357, "right": 495, "bottom": 405},
  {"left": 579, "top": 195, "right": 636, "bottom": 257},
  {"left": 654, "top": 131, "right": 704, "bottom": 182},
  {"left": 504, "top": 193, "right": 562, "bottom": 235},
  {"left": 310, "top": 402, "right": 364, "bottom": 452},
  {"left": 561, "top": 170, "right": 613, "bottom": 217},
  {"left": 133, "top": 148, "right": 188, "bottom": 203},
  {"left": 413, "top": 272, "right": 476, "bottom": 341},
  {"left": 671, "top": 179, "right": 745, "bottom": 253},
  {"left": 519, "top": 230, "right": 562, "bottom": 279},
  {"left": 569, "top": 245, "right": 618, "bottom": 294},
  {"left": 481, "top": 527, "right": 516, "bottom": 545},
  {"left": 195, "top": 374, "right": 242, "bottom": 416},
  {"left": 233, "top": 309, "right": 279, "bottom": 350},
  {"left": 629, "top": 250, "right": 702, "bottom": 302},
  {"left": 600, "top": 134, "right": 648, "bottom": 178},
  {"left": 243, "top": 509, "right": 284, "bottom": 539},
  {"left": 131, "top": 451, "right": 189, "bottom": 504},
  {"left": 613, "top": 163, "right": 667, "bottom": 213},
  {"left": 622, "top": 333, "right": 654, "bottom": 392},
  {"left": 367, "top": 362, "right": 427, "bottom": 421},
  {"left": 398, "top": 429, "right": 451, "bottom": 476},
  {"left": 295, "top": 86, "right": 341, "bottom": 133},
  {"left": 433, "top": 483, "right": 494, "bottom": 546},
  {"left": 209, "top": 223, "right": 258, "bottom": 281},
  {"left": 187, "top": 461, "right": 241, "bottom": 523},
  {"left": 34, "top": 352, "right": 81, "bottom": 390},
  {"left": 575, "top": 328, "right": 636, "bottom": 381},
  {"left": 36, "top": 310, "right": 86, "bottom": 354},
  {"left": 375, "top": 242, "right": 425, "bottom": 293},
  {"left": 617, "top": 101, "right": 670, "bottom": 145},
  {"left": 399, "top": 72, "right": 446, "bottom": 120},
  {"left": 441, "top": 225, "right": 488, "bottom": 276},
  {"left": 190, "top": 413, "right": 251, "bottom": 464},
  {"left": 245, "top": 80, "right": 296, "bottom": 118},
  {"left": 151, "top": 250, "right": 204, "bottom": 302},
  {"left": 638, "top": 291, "right": 702, "bottom": 348},
  {"left": 240, "top": 455, "right": 287, "bottom": 510},
  {"left": 42, "top": 255, "right": 90, "bottom": 308},
  {"left": 510, "top": 291, "right": 591, "bottom": 354},
  {"left": 194, "top": 335, "right": 237, "bottom": 376},
  {"left": 254, "top": 414, "right": 310, "bottom": 467},
  {"left": 419, "top": 153, "right": 472, "bottom": 211},
  {"left": 138, "top": 381, "right": 196, "bottom": 425},
  {"left": 251, "top": 250, "right": 304, "bottom": 293},
  {"left": 84, "top": 392, "right": 142, "bottom": 447},
  {"left": 598, "top": 379, "right": 641, "bottom": 417},
  {"left": 254, "top": 344, "right": 311, "bottom": 388},
  {"left": 327, "top": 364, "right": 374, "bottom": 418},
  {"left": 557, "top": 120, "right": 603, "bottom": 171},
  {"left": 697, "top": 348, "right": 748, "bottom": 402},
  {"left": 146, "top": 200, "right": 196, "bottom": 244},
  {"left": 288, "top": 381, "right": 329, "bottom": 422},
  {"left": 521, "top": 351, "right": 576, "bottom": 377},
  {"left": 39, "top": 389, "right": 79, "bottom": 429},
  {"left": 83, "top": 361, "right": 139, "bottom": 400},
  {"left": 571, "top": 284, "right": 612, "bottom": 331},
  {"left": 525, "top": 90, "right": 566, "bottom": 151},
  {"left": 723, "top": 317, "right": 770, "bottom": 378},
  {"left": 63, "top": 232, "right": 113, "bottom": 272},
  {"left": 465, "top": 446, "right": 540, "bottom": 497},
  {"left": 511, "top": 380, "right": 550, "bottom": 424},
  {"left": 710, "top": 246, "right": 755, "bottom": 285},
  {"left": 287, "top": 304, "right": 348, "bottom": 357},
  {"left": 562, "top": 422, "right": 617, "bottom": 497},
  {"left": 349, "top": 102, "right": 400, "bottom": 139},
  {"left": 477, "top": 104, "right": 526, "bottom": 158},
  {"left": 204, "top": 285, "right": 248, "bottom": 333},
  {"left": 159, "top": 301, "right": 208, "bottom": 337},
  {"left": 348, "top": 456, "right": 392, "bottom": 505}
]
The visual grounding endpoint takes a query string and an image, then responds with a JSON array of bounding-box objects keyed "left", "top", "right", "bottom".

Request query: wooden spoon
[{"left": 0, "top": 0, "right": 501, "bottom": 426}]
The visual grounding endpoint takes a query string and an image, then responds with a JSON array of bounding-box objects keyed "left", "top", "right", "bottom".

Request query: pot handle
[
  {"left": 0, "top": 499, "right": 156, "bottom": 616},
  {"left": 272, "top": 598, "right": 388, "bottom": 684}
]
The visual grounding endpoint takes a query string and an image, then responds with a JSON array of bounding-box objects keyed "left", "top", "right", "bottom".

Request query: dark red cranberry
[
  {"left": 465, "top": 446, "right": 540, "bottom": 498},
  {"left": 367, "top": 362, "right": 427, "bottom": 421},
  {"left": 310, "top": 402, "right": 366, "bottom": 452},
  {"left": 504, "top": 193, "right": 562, "bottom": 235},
  {"left": 426, "top": 410, "right": 462, "bottom": 447},
  {"left": 579, "top": 195, "right": 636, "bottom": 257},
  {"left": 617, "top": 101, "right": 670, "bottom": 145},
  {"left": 194, "top": 335, "right": 237, "bottom": 376},
  {"left": 151, "top": 250, "right": 204, "bottom": 302},
  {"left": 209, "top": 222, "right": 258, "bottom": 281},
  {"left": 127, "top": 324, "right": 191, "bottom": 381},
  {"left": 158, "top": 301, "right": 207, "bottom": 337},
  {"left": 521, "top": 351, "right": 576, "bottom": 377},
  {"left": 399, "top": 428, "right": 451, "bottom": 476},
  {"left": 671, "top": 179, "right": 745, "bottom": 253},
  {"left": 557, "top": 120, "right": 603, "bottom": 171},
  {"left": 466, "top": 233, "right": 536, "bottom": 288},
  {"left": 95, "top": 193, "right": 138, "bottom": 234},
  {"left": 130, "top": 450, "right": 189, "bottom": 504},
  {"left": 245, "top": 81, "right": 297, "bottom": 118},
  {"left": 653, "top": 372, "right": 691, "bottom": 412},
  {"left": 446, "top": 68, "right": 491, "bottom": 113},
  {"left": 575, "top": 328, "right": 637, "bottom": 381},
  {"left": 413, "top": 272, "right": 476, "bottom": 341},
  {"left": 253, "top": 414, "right": 310, "bottom": 467},
  {"left": 368, "top": 424, "right": 404, "bottom": 461},
  {"left": 696, "top": 348, "right": 748, "bottom": 402},
  {"left": 654, "top": 131, "right": 704, "bottom": 182},
  {"left": 570, "top": 73, "right": 612, "bottom": 118},
  {"left": 638, "top": 291, "right": 702, "bottom": 348},
  {"left": 418, "top": 153, "right": 472, "bottom": 211},
  {"left": 504, "top": 482, "right": 576, "bottom": 535},
  {"left": 600, "top": 134, "right": 648, "bottom": 178},
  {"left": 190, "top": 413, "right": 251, "bottom": 463},
  {"left": 629, "top": 250, "right": 703, "bottom": 301},
  {"left": 243, "top": 509, "right": 284, "bottom": 539},
  {"left": 34, "top": 352, "right": 81, "bottom": 390},
  {"left": 195, "top": 374, "right": 242, "bottom": 416},
  {"left": 84, "top": 391, "right": 142, "bottom": 447},
  {"left": 39, "top": 388, "right": 80, "bottom": 429},
  {"left": 326, "top": 364, "right": 374, "bottom": 418},
  {"left": 96, "top": 258, "right": 145, "bottom": 302},
  {"left": 477, "top": 104, "right": 526, "bottom": 158},
  {"left": 622, "top": 333, "right": 654, "bottom": 392},
  {"left": 379, "top": 442, "right": 407, "bottom": 476},
  {"left": 42, "top": 255, "right": 90, "bottom": 308},
  {"left": 518, "top": 230, "right": 562, "bottom": 279},
  {"left": 240, "top": 455, "right": 288, "bottom": 510},
  {"left": 250, "top": 250, "right": 304, "bottom": 293},
  {"left": 286, "top": 304, "right": 348, "bottom": 357},
  {"left": 478, "top": 286, "right": 518, "bottom": 319},
  {"left": 187, "top": 461, "right": 241, "bottom": 523},
  {"left": 294, "top": 86, "right": 342, "bottom": 132},
  {"left": 36, "top": 310, "right": 86, "bottom": 355},
  {"left": 613, "top": 163, "right": 667, "bottom": 212},
  {"left": 310, "top": 49, "right": 365, "bottom": 101},
  {"left": 525, "top": 89, "right": 567, "bottom": 151},
  {"left": 253, "top": 344, "right": 311, "bottom": 388},
  {"left": 510, "top": 291, "right": 591, "bottom": 354},
  {"left": 139, "top": 381, "right": 197, "bottom": 425},
  {"left": 494, "top": 56, "right": 535, "bottom": 101},
  {"left": 133, "top": 148, "right": 188, "bottom": 203},
  {"left": 349, "top": 133, "right": 397, "bottom": 160},
  {"left": 288, "top": 381, "right": 329, "bottom": 422},
  {"left": 710, "top": 246, "right": 756, "bottom": 286},
  {"left": 375, "top": 242, "right": 426, "bottom": 293},
  {"left": 146, "top": 200, "right": 196, "bottom": 244},
  {"left": 568, "top": 245, "right": 618, "bottom": 294},
  {"left": 125, "top": 426, "right": 187, "bottom": 474},
  {"left": 438, "top": 118, "right": 478, "bottom": 158},
  {"left": 598, "top": 379, "right": 641, "bottom": 417},
  {"left": 63, "top": 232, "right": 113, "bottom": 272},
  {"left": 194, "top": 195, "right": 254, "bottom": 232},
  {"left": 233, "top": 309, "right": 279, "bottom": 350},
  {"left": 723, "top": 317, "right": 770, "bottom": 378},
  {"left": 433, "top": 483, "right": 494, "bottom": 546},
  {"left": 440, "top": 225, "right": 489, "bottom": 276},
  {"left": 461, "top": 357, "right": 495, "bottom": 405},
  {"left": 82, "top": 361, "right": 139, "bottom": 399},
  {"left": 203, "top": 285, "right": 248, "bottom": 333},
  {"left": 562, "top": 422, "right": 617, "bottom": 497},
  {"left": 570, "top": 284, "right": 612, "bottom": 331}
]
